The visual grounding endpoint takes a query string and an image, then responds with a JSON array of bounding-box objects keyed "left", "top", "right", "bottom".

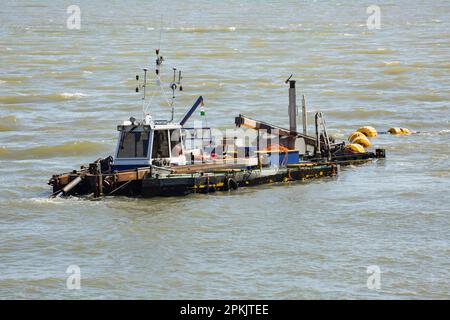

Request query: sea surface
[{"left": 0, "top": 0, "right": 449, "bottom": 299}]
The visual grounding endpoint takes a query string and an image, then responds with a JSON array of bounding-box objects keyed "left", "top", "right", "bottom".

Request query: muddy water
[{"left": 0, "top": 0, "right": 449, "bottom": 299}]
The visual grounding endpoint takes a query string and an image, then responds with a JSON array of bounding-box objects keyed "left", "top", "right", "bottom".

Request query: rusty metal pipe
[{"left": 62, "top": 176, "right": 83, "bottom": 195}]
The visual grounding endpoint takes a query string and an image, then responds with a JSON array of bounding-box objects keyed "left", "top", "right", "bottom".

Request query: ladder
[{"left": 314, "top": 112, "right": 332, "bottom": 160}]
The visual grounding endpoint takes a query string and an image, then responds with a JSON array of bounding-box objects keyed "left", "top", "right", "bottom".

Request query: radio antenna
[
  {"left": 135, "top": 68, "right": 150, "bottom": 117},
  {"left": 142, "top": 68, "right": 148, "bottom": 100},
  {"left": 158, "top": 14, "right": 163, "bottom": 52},
  {"left": 169, "top": 68, "right": 177, "bottom": 121},
  {"left": 138, "top": 15, "right": 184, "bottom": 122}
]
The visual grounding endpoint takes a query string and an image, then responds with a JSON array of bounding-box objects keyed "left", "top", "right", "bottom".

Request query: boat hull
[{"left": 49, "top": 162, "right": 338, "bottom": 198}]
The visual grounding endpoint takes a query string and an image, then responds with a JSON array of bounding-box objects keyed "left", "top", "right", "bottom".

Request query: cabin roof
[{"left": 117, "top": 121, "right": 182, "bottom": 132}]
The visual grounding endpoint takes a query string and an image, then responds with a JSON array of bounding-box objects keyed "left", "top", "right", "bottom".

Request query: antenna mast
[
  {"left": 169, "top": 67, "right": 183, "bottom": 121},
  {"left": 133, "top": 16, "right": 184, "bottom": 122},
  {"left": 135, "top": 68, "right": 149, "bottom": 119},
  {"left": 142, "top": 68, "right": 148, "bottom": 116}
]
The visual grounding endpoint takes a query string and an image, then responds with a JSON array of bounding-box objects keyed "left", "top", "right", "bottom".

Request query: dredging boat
[{"left": 48, "top": 50, "right": 386, "bottom": 198}]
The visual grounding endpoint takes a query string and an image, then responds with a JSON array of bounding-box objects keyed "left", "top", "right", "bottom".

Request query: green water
[{"left": 0, "top": 0, "right": 449, "bottom": 299}]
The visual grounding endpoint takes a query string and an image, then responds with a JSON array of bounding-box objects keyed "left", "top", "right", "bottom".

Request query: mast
[
  {"left": 287, "top": 77, "right": 297, "bottom": 150},
  {"left": 134, "top": 48, "right": 184, "bottom": 122},
  {"left": 302, "top": 94, "right": 307, "bottom": 135}
]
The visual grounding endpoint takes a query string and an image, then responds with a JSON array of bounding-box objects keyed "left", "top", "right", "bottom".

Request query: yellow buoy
[
  {"left": 388, "top": 127, "right": 401, "bottom": 134},
  {"left": 346, "top": 143, "right": 366, "bottom": 153},
  {"left": 348, "top": 131, "right": 366, "bottom": 143},
  {"left": 352, "top": 136, "right": 371, "bottom": 148},
  {"left": 357, "top": 126, "right": 377, "bottom": 137},
  {"left": 400, "top": 127, "right": 411, "bottom": 134},
  {"left": 388, "top": 127, "right": 411, "bottom": 135}
]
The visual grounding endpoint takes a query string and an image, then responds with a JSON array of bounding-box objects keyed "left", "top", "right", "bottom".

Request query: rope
[
  {"left": 143, "top": 74, "right": 173, "bottom": 114},
  {"left": 107, "top": 180, "right": 132, "bottom": 196},
  {"left": 158, "top": 75, "right": 173, "bottom": 107}
]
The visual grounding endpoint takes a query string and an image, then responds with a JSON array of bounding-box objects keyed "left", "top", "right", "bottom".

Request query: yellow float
[
  {"left": 388, "top": 127, "right": 411, "bottom": 135},
  {"left": 400, "top": 127, "right": 411, "bottom": 134},
  {"left": 388, "top": 127, "right": 401, "bottom": 134},
  {"left": 352, "top": 135, "right": 371, "bottom": 148},
  {"left": 348, "top": 131, "right": 366, "bottom": 143},
  {"left": 345, "top": 143, "right": 366, "bottom": 153},
  {"left": 357, "top": 126, "right": 377, "bottom": 137}
]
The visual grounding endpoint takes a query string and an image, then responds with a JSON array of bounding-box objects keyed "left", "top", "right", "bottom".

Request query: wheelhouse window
[
  {"left": 117, "top": 131, "right": 150, "bottom": 158},
  {"left": 152, "top": 130, "right": 170, "bottom": 158},
  {"left": 170, "top": 129, "right": 182, "bottom": 156}
]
